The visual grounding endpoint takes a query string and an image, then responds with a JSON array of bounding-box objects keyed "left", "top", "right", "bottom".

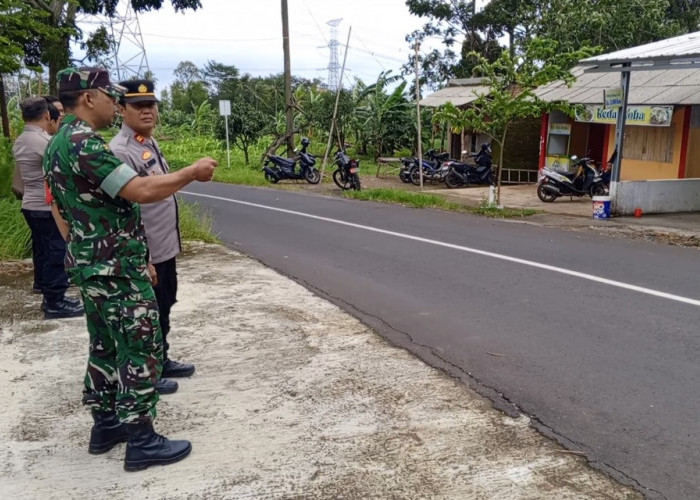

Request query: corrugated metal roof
[
  {"left": 535, "top": 65, "right": 700, "bottom": 105},
  {"left": 583, "top": 31, "right": 700, "bottom": 64},
  {"left": 420, "top": 84, "right": 491, "bottom": 108}
]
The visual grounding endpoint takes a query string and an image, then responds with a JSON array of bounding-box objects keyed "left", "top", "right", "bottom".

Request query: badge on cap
[
  {"left": 138, "top": 84, "right": 148, "bottom": 93},
  {"left": 142, "top": 150, "right": 152, "bottom": 160}
]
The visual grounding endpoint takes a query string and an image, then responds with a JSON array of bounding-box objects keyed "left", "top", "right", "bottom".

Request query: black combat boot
[
  {"left": 155, "top": 378, "right": 178, "bottom": 394},
  {"left": 162, "top": 358, "right": 195, "bottom": 378},
  {"left": 123, "top": 421, "right": 192, "bottom": 472},
  {"left": 88, "top": 410, "right": 129, "bottom": 455}
]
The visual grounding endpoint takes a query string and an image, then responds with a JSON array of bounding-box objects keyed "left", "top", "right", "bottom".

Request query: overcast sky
[{"left": 80, "top": 0, "right": 488, "bottom": 91}]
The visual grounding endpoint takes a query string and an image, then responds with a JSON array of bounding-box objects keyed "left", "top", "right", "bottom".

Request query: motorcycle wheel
[
  {"left": 264, "top": 171, "right": 279, "bottom": 184},
  {"left": 351, "top": 174, "right": 361, "bottom": 191},
  {"left": 399, "top": 171, "right": 412, "bottom": 183},
  {"left": 304, "top": 168, "right": 321, "bottom": 184},
  {"left": 537, "top": 183, "right": 557, "bottom": 203},
  {"left": 410, "top": 168, "right": 423, "bottom": 186},
  {"left": 444, "top": 172, "right": 463, "bottom": 189},
  {"left": 332, "top": 169, "right": 351, "bottom": 190},
  {"left": 590, "top": 183, "right": 606, "bottom": 197}
]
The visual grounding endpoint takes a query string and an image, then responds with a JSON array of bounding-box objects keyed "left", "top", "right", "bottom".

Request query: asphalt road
[{"left": 182, "top": 182, "right": 700, "bottom": 499}]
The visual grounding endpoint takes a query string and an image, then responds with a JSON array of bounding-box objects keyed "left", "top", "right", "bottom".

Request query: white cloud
[{"left": 105, "top": 0, "right": 431, "bottom": 89}]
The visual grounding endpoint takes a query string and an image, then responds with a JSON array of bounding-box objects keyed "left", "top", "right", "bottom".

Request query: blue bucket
[{"left": 592, "top": 196, "right": 611, "bottom": 219}]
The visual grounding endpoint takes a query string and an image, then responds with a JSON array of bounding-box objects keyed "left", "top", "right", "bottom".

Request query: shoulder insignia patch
[
  {"left": 142, "top": 150, "right": 152, "bottom": 160},
  {"left": 134, "top": 134, "right": 145, "bottom": 144}
]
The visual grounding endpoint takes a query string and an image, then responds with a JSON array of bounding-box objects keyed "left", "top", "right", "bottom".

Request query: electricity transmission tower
[
  {"left": 326, "top": 18, "right": 343, "bottom": 91},
  {"left": 107, "top": 1, "right": 151, "bottom": 81},
  {"left": 78, "top": 0, "right": 151, "bottom": 82}
]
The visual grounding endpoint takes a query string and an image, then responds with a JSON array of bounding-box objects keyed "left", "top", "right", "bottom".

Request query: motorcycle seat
[
  {"left": 433, "top": 152, "right": 450, "bottom": 161},
  {"left": 448, "top": 161, "right": 472, "bottom": 169},
  {"left": 269, "top": 155, "right": 296, "bottom": 168}
]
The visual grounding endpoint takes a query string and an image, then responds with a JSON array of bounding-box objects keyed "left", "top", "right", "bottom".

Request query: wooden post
[
  {"left": 414, "top": 42, "right": 424, "bottom": 190},
  {"left": 321, "top": 27, "right": 352, "bottom": 180},
  {"left": 281, "top": 0, "right": 294, "bottom": 157}
]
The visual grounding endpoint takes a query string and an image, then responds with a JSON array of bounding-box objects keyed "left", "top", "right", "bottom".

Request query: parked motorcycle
[
  {"left": 332, "top": 149, "right": 361, "bottom": 191},
  {"left": 263, "top": 137, "right": 321, "bottom": 184},
  {"left": 443, "top": 142, "right": 495, "bottom": 188},
  {"left": 537, "top": 156, "right": 607, "bottom": 202},
  {"left": 399, "top": 157, "right": 415, "bottom": 183},
  {"left": 409, "top": 149, "right": 450, "bottom": 186}
]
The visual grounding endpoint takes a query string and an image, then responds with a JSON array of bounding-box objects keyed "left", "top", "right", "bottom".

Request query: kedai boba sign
[{"left": 575, "top": 105, "right": 673, "bottom": 127}]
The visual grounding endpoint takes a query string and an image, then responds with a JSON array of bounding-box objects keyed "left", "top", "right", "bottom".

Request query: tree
[
  {"left": 170, "top": 61, "right": 209, "bottom": 113},
  {"left": 224, "top": 102, "right": 266, "bottom": 164},
  {"left": 407, "top": 0, "right": 695, "bottom": 88},
  {"left": 354, "top": 72, "right": 411, "bottom": 158},
  {"left": 404, "top": 0, "right": 502, "bottom": 88},
  {"left": 451, "top": 38, "right": 593, "bottom": 205},
  {"left": 0, "top": 0, "right": 58, "bottom": 137},
  {"left": 23, "top": 0, "right": 202, "bottom": 93}
]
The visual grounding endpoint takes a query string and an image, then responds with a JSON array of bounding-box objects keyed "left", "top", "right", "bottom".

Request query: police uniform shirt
[
  {"left": 109, "top": 124, "right": 181, "bottom": 265},
  {"left": 13, "top": 124, "right": 51, "bottom": 212}
]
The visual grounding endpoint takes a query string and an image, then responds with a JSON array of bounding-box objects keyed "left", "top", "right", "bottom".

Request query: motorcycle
[
  {"left": 537, "top": 155, "right": 607, "bottom": 202},
  {"left": 409, "top": 149, "right": 450, "bottom": 186},
  {"left": 332, "top": 149, "right": 361, "bottom": 191},
  {"left": 399, "top": 157, "right": 415, "bottom": 183},
  {"left": 263, "top": 137, "right": 321, "bottom": 184},
  {"left": 443, "top": 142, "right": 495, "bottom": 189}
]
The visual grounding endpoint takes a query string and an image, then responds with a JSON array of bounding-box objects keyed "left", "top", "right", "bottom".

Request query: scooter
[
  {"left": 537, "top": 156, "right": 607, "bottom": 202},
  {"left": 263, "top": 137, "right": 321, "bottom": 184},
  {"left": 332, "top": 149, "right": 361, "bottom": 191},
  {"left": 443, "top": 142, "right": 494, "bottom": 188}
]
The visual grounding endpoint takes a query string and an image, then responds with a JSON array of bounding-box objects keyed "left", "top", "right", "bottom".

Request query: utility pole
[
  {"left": 414, "top": 42, "right": 424, "bottom": 190},
  {"left": 281, "top": 0, "right": 295, "bottom": 157}
]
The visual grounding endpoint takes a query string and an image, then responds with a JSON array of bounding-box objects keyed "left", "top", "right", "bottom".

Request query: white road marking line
[{"left": 182, "top": 191, "right": 700, "bottom": 307}]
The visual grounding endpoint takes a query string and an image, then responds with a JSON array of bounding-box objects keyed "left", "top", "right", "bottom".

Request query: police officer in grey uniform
[
  {"left": 13, "top": 96, "right": 83, "bottom": 318},
  {"left": 109, "top": 80, "right": 195, "bottom": 396}
]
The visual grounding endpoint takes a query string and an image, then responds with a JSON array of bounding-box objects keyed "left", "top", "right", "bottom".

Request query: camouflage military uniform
[{"left": 43, "top": 114, "right": 162, "bottom": 423}]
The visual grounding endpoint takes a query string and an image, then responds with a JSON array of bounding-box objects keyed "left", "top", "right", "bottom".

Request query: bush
[{"left": 0, "top": 197, "right": 30, "bottom": 259}]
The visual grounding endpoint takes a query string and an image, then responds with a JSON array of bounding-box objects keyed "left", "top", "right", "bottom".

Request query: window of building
[{"left": 623, "top": 125, "right": 674, "bottom": 163}]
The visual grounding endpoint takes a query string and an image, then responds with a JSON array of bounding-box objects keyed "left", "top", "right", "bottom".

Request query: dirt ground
[{"left": 0, "top": 243, "right": 642, "bottom": 499}]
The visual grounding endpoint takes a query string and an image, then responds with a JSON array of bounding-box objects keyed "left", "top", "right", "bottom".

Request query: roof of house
[
  {"left": 419, "top": 78, "right": 491, "bottom": 108},
  {"left": 535, "top": 65, "right": 700, "bottom": 105},
  {"left": 537, "top": 31, "right": 700, "bottom": 106},
  {"left": 582, "top": 30, "right": 700, "bottom": 67}
]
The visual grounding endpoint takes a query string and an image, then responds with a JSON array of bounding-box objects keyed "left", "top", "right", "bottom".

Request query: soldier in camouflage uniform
[{"left": 43, "top": 67, "right": 217, "bottom": 472}]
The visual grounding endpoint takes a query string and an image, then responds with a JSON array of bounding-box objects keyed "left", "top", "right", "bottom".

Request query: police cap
[{"left": 119, "top": 79, "right": 160, "bottom": 104}]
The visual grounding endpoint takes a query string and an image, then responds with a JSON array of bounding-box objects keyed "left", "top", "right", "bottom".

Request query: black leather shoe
[
  {"left": 44, "top": 299, "right": 84, "bottom": 319},
  {"left": 89, "top": 410, "right": 129, "bottom": 455},
  {"left": 155, "top": 378, "right": 178, "bottom": 395},
  {"left": 162, "top": 358, "right": 195, "bottom": 378},
  {"left": 124, "top": 421, "right": 192, "bottom": 472},
  {"left": 41, "top": 296, "right": 80, "bottom": 312}
]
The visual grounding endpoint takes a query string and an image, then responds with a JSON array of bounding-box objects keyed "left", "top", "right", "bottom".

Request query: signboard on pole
[
  {"left": 604, "top": 88, "right": 623, "bottom": 109},
  {"left": 219, "top": 100, "right": 231, "bottom": 116},
  {"left": 219, "top": 100, "right": 231, "bottom": 168}
]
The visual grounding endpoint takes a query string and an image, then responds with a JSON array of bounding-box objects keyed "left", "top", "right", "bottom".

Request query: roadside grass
[
  {"left": 344, "top": 188, "right": 540, "bottom": 218},
  {"left": 0, "top": 198, "right": 30, "bottom": 259},
  {"left": 178, "top": 201, "right": 221, "bottom": 244}
]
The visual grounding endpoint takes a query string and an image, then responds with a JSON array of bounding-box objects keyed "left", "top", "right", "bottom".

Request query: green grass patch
[
  {"left": 344, "top": 188, "right": 540, "bottom": 218},
  {"left": 178, "top": 201, "right": 220, "bottom": 244},
  {"left": 0, "top": 198, "right": 31, "bottom": 259}
]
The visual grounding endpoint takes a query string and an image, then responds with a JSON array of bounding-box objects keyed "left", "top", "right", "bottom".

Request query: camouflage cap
[{"left": 57, "top": 67, "right": 126, "bottom": 98}]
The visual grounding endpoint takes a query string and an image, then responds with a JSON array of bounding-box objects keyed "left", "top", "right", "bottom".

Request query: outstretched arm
[{"left": 118, "top": 157, "right": 218, "bottom": 203}]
